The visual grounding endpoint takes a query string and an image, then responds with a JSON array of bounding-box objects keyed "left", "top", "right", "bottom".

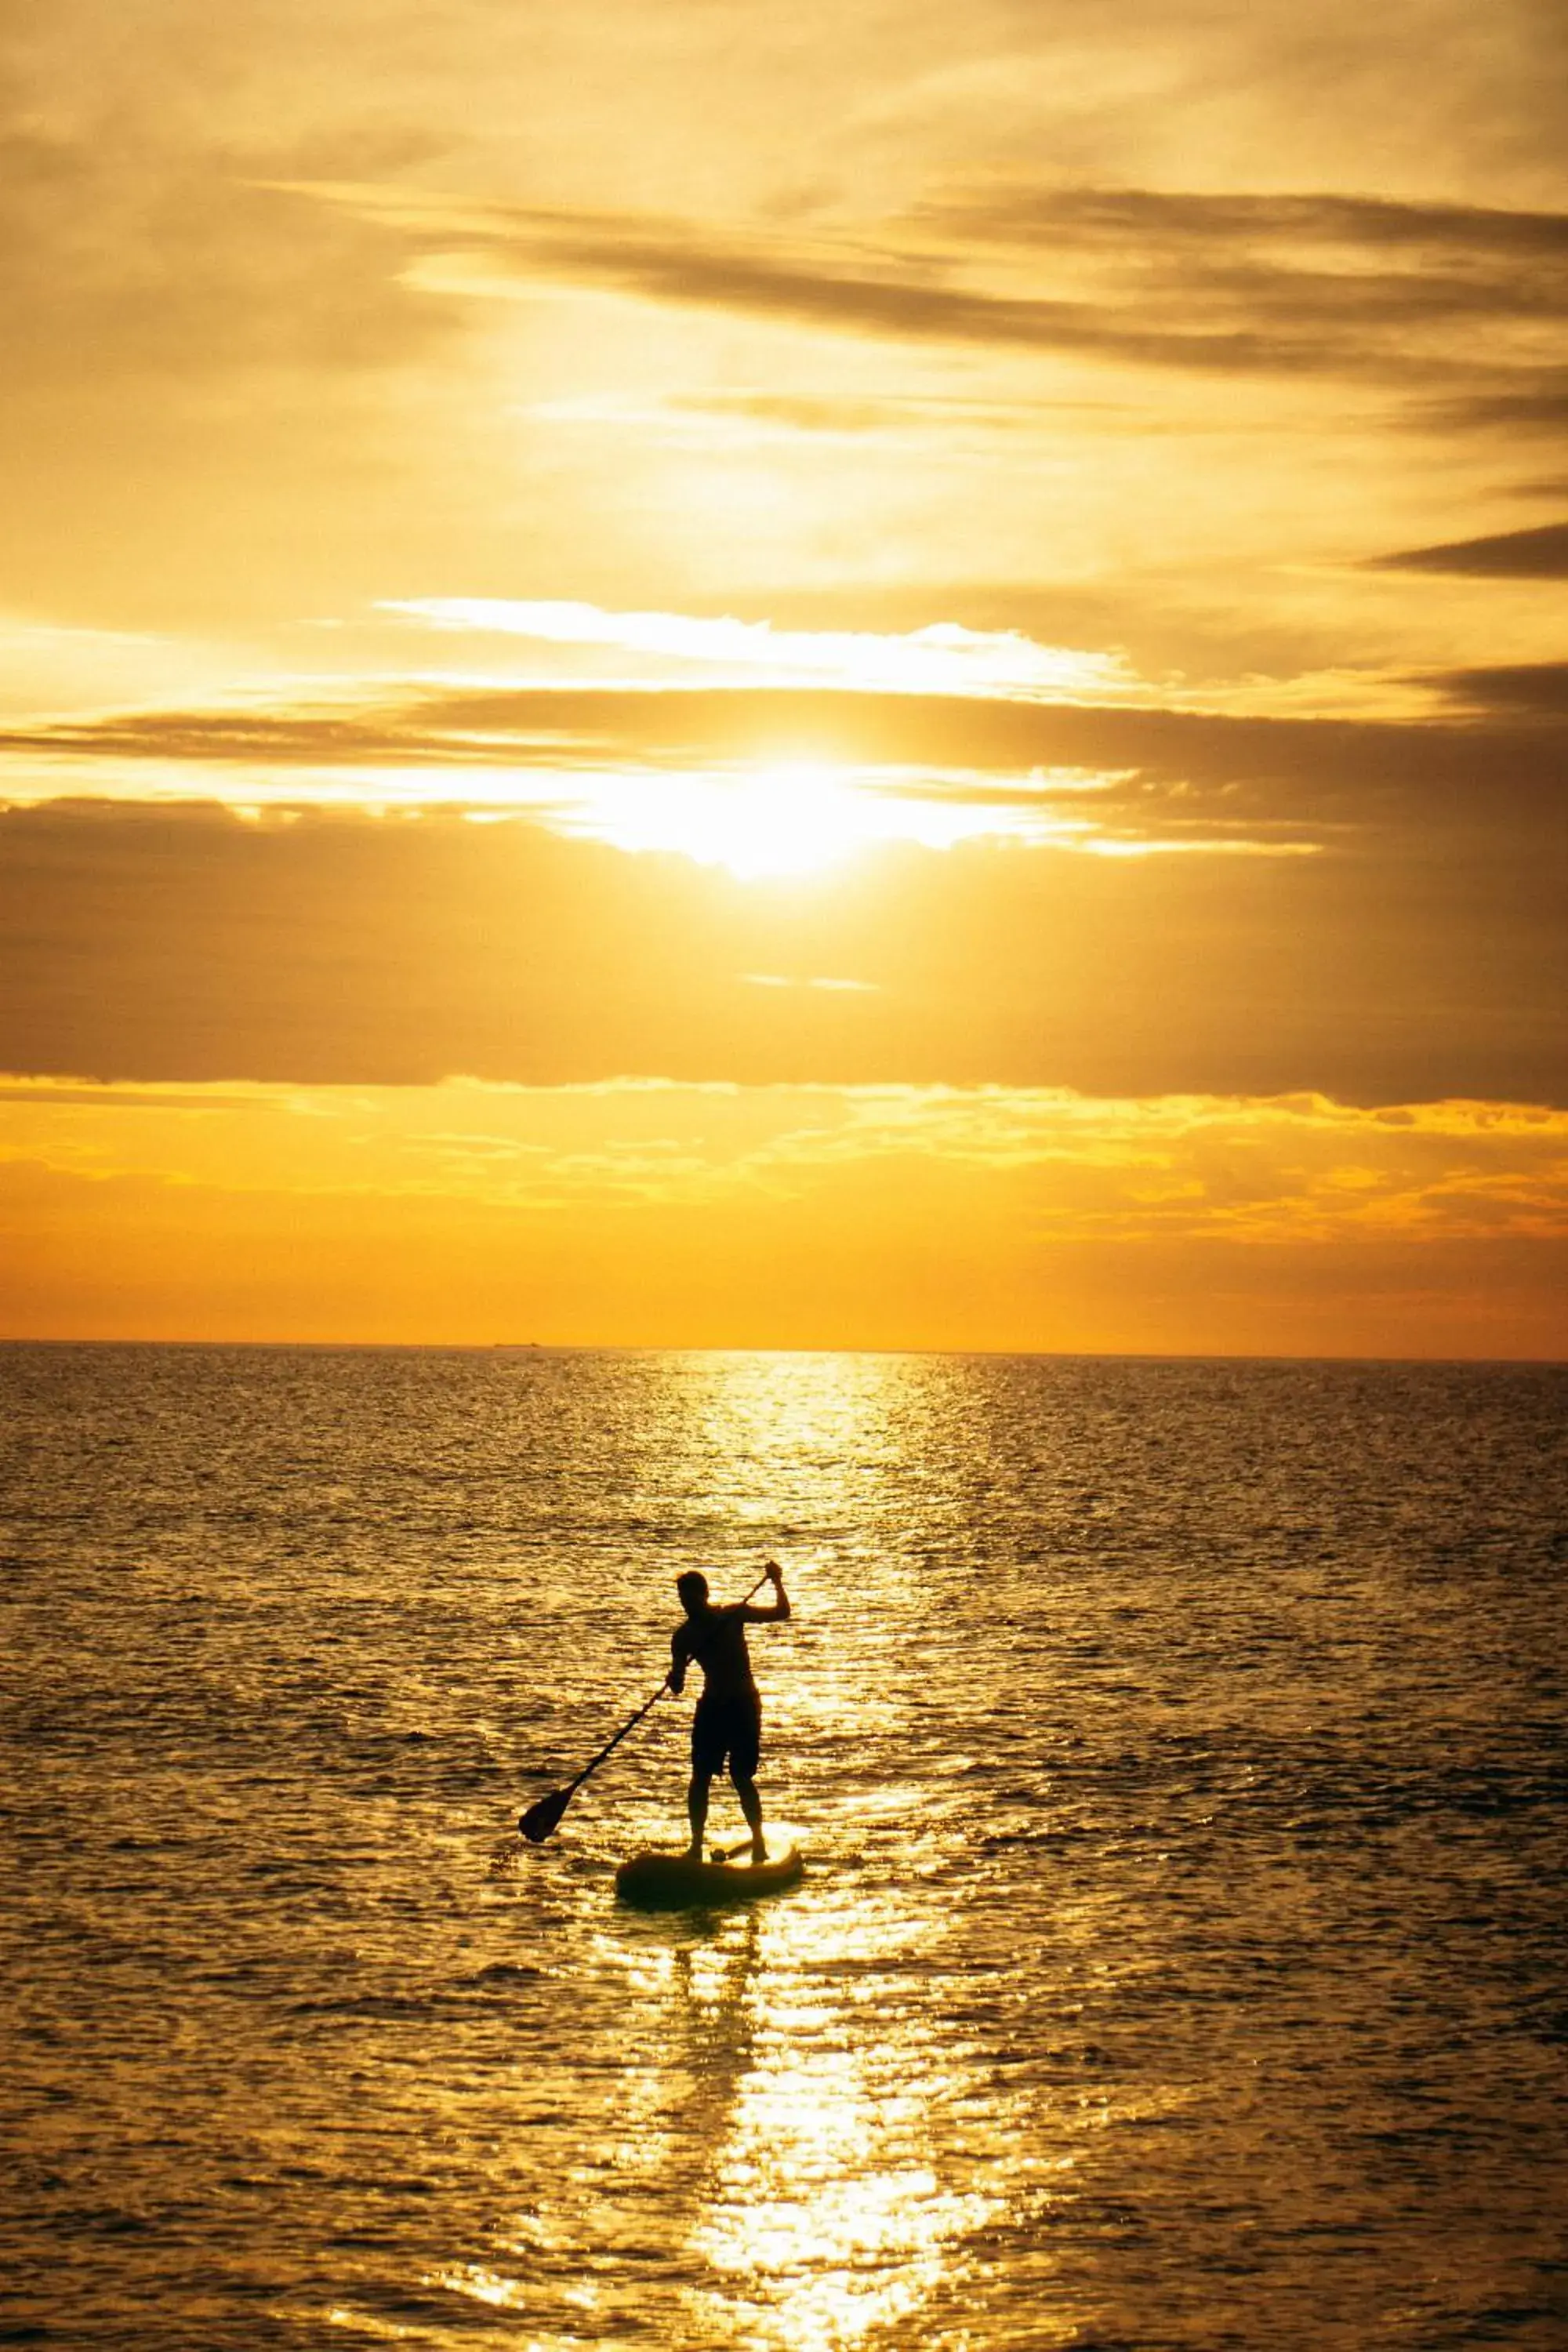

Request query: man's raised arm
[{"left": 744, "top": 1562, "right": 791, "bottom": 1622}]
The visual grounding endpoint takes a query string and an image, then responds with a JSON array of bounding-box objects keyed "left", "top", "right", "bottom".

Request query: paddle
[{"left": 518, "top": 1566, "right": 779, "bottom": 1844}]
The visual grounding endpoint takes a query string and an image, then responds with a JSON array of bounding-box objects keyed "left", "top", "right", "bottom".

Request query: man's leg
[
  {"left": 686, "top": 1769, "right": 713, "bottom": 1859},
  {"left": 731, "top": 1766, "right": 766, "bottom": 1862}
]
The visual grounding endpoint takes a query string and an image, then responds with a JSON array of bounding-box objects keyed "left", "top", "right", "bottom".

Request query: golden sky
[{"left": 2, "top": 0, "right": 1564, "bottom": 1352}]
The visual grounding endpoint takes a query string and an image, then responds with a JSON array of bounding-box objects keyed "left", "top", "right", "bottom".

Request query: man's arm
[
  {"left": 742, "top": 1562, "right": 791, "bottom": 1623},
  {"left": 668, "top": 1628, "right": 688, "bottom": 1695}
]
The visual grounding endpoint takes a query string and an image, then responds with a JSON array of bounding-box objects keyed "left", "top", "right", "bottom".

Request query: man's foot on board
[{"left": 750, "top": 1839, "right": 768, "bottom": 1864}]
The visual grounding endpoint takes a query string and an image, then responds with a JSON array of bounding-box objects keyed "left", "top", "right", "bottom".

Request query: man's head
[{"left": 676, "top": 1570, "right": 709, "bottom": 1617}]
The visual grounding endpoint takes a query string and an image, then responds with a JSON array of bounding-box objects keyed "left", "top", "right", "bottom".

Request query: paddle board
[{"left": 615, "top": 1843, "right": 804, "bottom": 1911}]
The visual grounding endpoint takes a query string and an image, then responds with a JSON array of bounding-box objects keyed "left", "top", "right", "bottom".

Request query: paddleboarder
[{"left": 670, "top": 1563, "right": 790, "bottom": 1864}]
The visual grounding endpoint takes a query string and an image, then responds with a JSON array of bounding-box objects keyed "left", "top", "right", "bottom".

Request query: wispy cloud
[
  {"left": 0, "top": 122, "right": 452, "bottom": 397},
  {"left": 5, "top": 1075, "right": 1565, "bottom": 1274},
  {"left": 1431, "top": 662, "right": 1568, "bottom": 716},
  {"left": 285, "top": 176, "right": 1568, "bottom": 410},
  {"left": 5, "top": 1163, "right": 1560, "bottom": 1351},
  {"left": 655, "top": 390, "right": 1102, "bottom": 438},
  {"left": 380, "top": 596, "right": 1138, "bottom": 700},
  {"left": 1420, "top": 375, "right": 1568, "bottom": 437},
  {"left": 1372, "top": 520, "right": 1568, "bottom": 577}
]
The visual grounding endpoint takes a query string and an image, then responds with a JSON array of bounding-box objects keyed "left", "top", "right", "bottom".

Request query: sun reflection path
[
  {"left": 670, "top": 1892, "right": 1000, "bottom": 2351},
  {"left": 691, "top": 2081, "right": 993, "bottom": 2348}
]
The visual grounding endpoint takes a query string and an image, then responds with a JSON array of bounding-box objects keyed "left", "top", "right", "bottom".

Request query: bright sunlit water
[{"left": 3, "top": 1345, "right": 1566, "bottom": 2350}]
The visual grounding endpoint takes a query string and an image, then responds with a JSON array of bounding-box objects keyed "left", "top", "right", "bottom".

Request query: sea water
[{"left": 2, "top": 1344, "right": 1565, "bottom": 2350}]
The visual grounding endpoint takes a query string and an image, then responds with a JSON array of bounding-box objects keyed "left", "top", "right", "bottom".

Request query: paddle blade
[{"left": 518, "top": 1786, "right": 572, "bottom": 1844}]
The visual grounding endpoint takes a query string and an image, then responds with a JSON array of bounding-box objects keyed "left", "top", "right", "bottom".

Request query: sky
[{"left": 1, "top": 0, "right": 1564, "bottom": 1353}]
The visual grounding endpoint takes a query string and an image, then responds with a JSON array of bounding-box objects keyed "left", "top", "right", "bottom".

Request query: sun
[
  {"left": 706, "top": 764, "right": 870, "bottom": 879},
  {"left": 576, "top": 761, "right": 874, "bottom": 880},
  {"left": 558, "top": 753, "right": 1076, "bottom": 875}
]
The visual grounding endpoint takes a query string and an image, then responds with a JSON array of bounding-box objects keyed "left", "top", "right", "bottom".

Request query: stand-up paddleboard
[{"left": 615, "top": 1843, "right": 804, "bottom": 1911}]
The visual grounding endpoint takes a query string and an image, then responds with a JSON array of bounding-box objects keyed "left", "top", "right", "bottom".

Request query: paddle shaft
[
  {"left": 557, "top": 1678, "right": 666, "bottom": 1799},
  {"left": 523, "top": 1566, "right": 778, "bottom": 1832}
]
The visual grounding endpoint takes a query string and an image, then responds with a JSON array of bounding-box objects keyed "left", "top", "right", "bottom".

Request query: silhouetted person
[{"left": 669, "top": 1563, "right": 790, "bottom": 1861}]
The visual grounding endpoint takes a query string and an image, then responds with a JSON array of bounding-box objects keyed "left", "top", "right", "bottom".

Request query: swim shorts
[{"left": 691, "top": 1690, "right": 761, "bottom": 1779}]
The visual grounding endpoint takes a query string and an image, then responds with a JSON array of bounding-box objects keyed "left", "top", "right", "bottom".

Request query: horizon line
[{"left": 1, "top": 1335, "right": 1562, "bottom": 1368}]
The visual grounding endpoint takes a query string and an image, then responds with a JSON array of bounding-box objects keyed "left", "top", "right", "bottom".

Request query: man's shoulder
[{"left": 674, "top": 1605, "right": 742, "bottom": 1647}]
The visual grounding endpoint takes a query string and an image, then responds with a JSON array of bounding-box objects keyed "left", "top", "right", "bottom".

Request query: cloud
[
  {"left": 1421, "top": 376, "right": 1568, "bottom": 437},
  {"left": 1431, "top": 662, "right": 1568, "bottom": 716},
  {"left": 653, "top": 390, "right": 1098, "bottom": 437},
  {"left": 290, "top": 176, "right": 1568, "bottom": 407},
  {"left": 4, "top": 1075, "right": 1565, "bottom": 1353},
  {"left": 0, "top": 114, "right": 450, "bottom": 396},
  {"left": 379, "top": 596, "right": 1137, "bottom": 700},
  {"left": 289, "top": 180, "right": 1289, "bottom": 373},
  {"left": 1372, "top": 520, "right": 1568, "bottom": 576},
  {"left": 0, "top": 82, "right": 473, "bottom": 637},
  {"left": 929, "top": 183, "right": 1568, "bottom": 264},
  {"left": 3, "top": 668, "right": 1566, "bottom": 855},
  {"left": 1, "top": 799, "right": 1560, "bottom": 1105}
]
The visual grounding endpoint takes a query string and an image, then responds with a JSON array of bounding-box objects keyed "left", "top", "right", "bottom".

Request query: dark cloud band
[
  {"left": 2, "top": 795, "right": 1561, "bottom": 1105},
  {"left": 1372, "top": 521, "right": 1568, "bottom": 577}
]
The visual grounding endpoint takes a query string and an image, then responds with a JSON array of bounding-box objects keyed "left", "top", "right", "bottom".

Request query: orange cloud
[{"left": 2, "top": 1077, "right": 1563, "bottom": 1356}]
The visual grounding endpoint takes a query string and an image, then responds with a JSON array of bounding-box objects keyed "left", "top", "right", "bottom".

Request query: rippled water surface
[{"left": 4, "top": 1345, "right": 1566, "bottom": 2350}]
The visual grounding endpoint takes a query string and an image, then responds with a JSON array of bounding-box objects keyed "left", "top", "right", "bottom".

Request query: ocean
[{"left": 3, "top": 1344, "right": 1565, "bottom": 2350}]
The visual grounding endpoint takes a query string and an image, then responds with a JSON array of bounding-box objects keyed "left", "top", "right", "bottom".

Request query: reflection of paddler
[
  {"left": 656, "top": 1914, "right": 765, "bottom": 2248},
  {"left": 675, "top": 1909, "right": 762, "bottom": 2106},
  {"left": 669, "top": 1564, "right": 790, "bottom": 1862}
]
